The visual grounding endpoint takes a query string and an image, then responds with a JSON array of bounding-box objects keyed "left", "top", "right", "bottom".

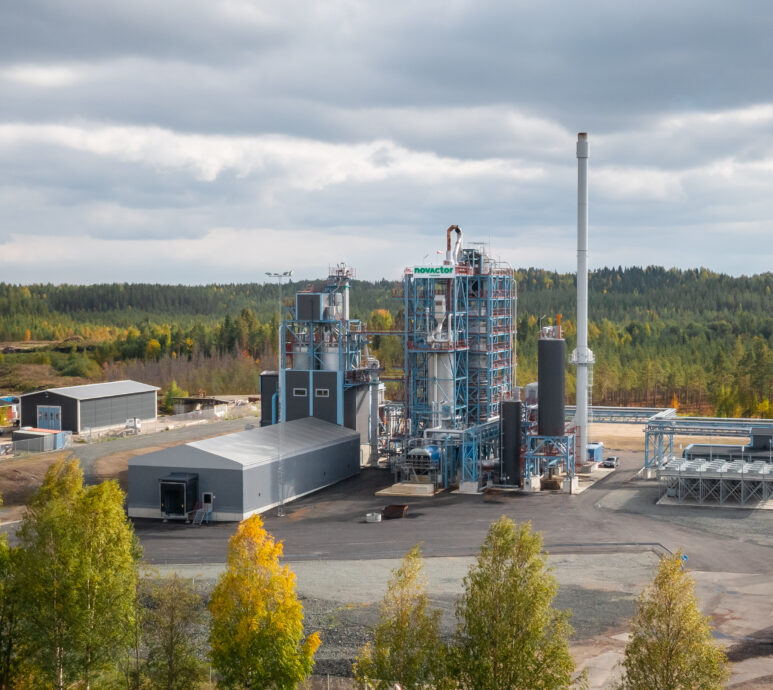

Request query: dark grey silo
[
  {"left": 538, "top": 338, "right": 566, "bottom": 437},
  {"left": 501, "top": 400, "right": 522, "bottom": 485}
]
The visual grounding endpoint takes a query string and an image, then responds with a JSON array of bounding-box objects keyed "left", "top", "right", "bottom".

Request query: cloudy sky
[{"left": 1, "top": 1, "right": 772, "bottom": 284}]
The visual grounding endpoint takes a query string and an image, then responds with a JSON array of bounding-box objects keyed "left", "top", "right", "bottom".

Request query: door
[
  {"left": 37, "top": 405, "right": 62, "bottom": 431},
  {"left": 159, "top": 482, "right": 185, "bottom": 517}
]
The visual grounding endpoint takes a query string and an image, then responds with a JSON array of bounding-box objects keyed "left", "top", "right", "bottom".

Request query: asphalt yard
[{"left": 137, "top": 454, "right": 773, "bottom": 688}]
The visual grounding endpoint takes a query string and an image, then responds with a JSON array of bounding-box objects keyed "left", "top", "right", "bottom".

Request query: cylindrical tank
[
  {"left": 428, "top": 352, "right": 454, "bottom": 427},
  {"left": 320, "top": 344, "right": 340, "bottom": 371},
  {"left": 292, "top": 345, "right": 310, "bottom": 370},
  {"left": 538, "top": 338, "right": 566, "bottom": 436},
  {"left": 501, "top": 400, "right": 522, "bottom": 485}
]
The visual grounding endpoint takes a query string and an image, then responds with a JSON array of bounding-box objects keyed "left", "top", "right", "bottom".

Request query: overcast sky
[{"left": 1, "top": 1, "right": 772, "bottom": 284}]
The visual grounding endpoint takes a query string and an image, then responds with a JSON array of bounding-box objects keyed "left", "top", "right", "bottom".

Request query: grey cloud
[{"left": 1, "top": 1, "right": 772, "bottom": 282}]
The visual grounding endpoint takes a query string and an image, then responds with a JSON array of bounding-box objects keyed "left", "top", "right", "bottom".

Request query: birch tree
[
  {"left": 209, "top": 515, "right": 320, "bottom": 689},
  {"left": 16, "top": 458, "right": 140, "bottom": 689},
  {"left": 616, "top": 551, "right": 730, "bottom": 690}
]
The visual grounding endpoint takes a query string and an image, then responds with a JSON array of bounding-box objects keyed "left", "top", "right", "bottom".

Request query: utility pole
[{"left": 266, "top": 270, "right": 293, "bottom": 516}]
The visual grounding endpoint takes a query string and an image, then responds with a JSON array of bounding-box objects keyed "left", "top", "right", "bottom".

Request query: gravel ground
[{"left": 154, "top": 551, "right": 659, "bottom": 679}]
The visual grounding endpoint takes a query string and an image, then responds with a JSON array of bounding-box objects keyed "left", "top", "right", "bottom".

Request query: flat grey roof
[
  {"left": 22, "top": 380, "right": 159, "bottom": 401},
  {"left": 130, "top": 417, "right": 360, "bottom": 471}
]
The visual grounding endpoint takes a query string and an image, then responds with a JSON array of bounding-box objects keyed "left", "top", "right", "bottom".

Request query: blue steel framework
[
  {"left": 524, "top": 434, "right": 576, "bottom": 480},
  {"left": 403, "top": 249, "right": 514, "bottom": 485},
  {"left": 279, "top": 269, "right": 372, "bottom": 424},
  {"left": 562, "top": 405, "right": 773, "bottom": 470}
]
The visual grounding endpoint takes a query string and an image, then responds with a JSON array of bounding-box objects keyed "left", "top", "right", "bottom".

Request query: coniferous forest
[{"left": 0, "top": 266, "right": 771, "bottom": 417}]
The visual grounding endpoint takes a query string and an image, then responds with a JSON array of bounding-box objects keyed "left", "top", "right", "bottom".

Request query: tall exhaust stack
[{"left": 572, "top": 133, "right": 594, "bottom": 469}]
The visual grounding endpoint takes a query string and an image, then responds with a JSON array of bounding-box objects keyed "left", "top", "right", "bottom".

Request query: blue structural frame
[
  {"left": 403, "top": 249, "right": 515, "bottom": 486},
  {"left": 279, "top": 267, "right": 372, "bottom": 424},
  {"left": 524, "top": 434, "right": 576, "bottom": 480}
]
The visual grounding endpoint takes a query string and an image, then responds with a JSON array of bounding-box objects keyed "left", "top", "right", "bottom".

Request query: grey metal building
[
  {"left": 20, "top": 380, "right": 158, "bottom": 434},
  {"left": 127, "top": 416, "right": 360, "bottom": 521}
]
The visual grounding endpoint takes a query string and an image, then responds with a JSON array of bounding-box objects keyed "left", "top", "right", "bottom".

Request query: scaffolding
[{"left": 402, "top": 239, "right": 515, "bottom": 488}]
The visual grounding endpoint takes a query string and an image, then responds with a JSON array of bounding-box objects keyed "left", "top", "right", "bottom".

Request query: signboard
[{"left": 406, "top": 266, "right": 455, "bottom": 276}]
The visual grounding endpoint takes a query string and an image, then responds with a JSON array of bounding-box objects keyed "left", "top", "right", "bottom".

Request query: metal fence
[
  {"left": 80, "top": 403, "right": 259, "bottom": 442},
  {"left": 0, "top": 431, "right": 73, "bottom": 460},
  {"left": 0, "top": 403, "right": 259, "bottom": 459}
]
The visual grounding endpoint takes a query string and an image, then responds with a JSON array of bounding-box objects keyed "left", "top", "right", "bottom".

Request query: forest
[{"left": 0, "top": 266, "right": 771, "bottom": 417}]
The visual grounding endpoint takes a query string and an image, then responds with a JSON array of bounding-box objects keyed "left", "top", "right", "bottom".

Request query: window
[
  {"left": 315, "top": 388, "right": 330, "bottom": 398},
  {"left": 292, "top": 388, "right": 308, "bottom": 397}
]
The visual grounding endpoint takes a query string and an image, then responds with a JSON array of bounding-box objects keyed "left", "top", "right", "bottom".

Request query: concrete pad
[
  {"left": 563, "top": 476, "right": 579, "bottom": 493},
  {"left": 656, "top": 496, "right": 773, "bottom": 510},
  {"left": 375, "top": 482, "right": 436, "bottom": 496},
  {"left": 524, "top": 475, "right": 541, "bottom": 492}
]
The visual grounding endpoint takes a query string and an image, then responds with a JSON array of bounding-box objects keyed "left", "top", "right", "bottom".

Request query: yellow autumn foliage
[{"left": 208, "top": 515, "right": 320, "bottom": 689}]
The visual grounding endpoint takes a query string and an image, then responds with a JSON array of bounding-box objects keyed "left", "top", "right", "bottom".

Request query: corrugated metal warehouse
[
  {"left": 20, "top": 380, "right": 158, "bottom": 434},
  {"left": 127, "top": 416, "right": 360, "bottom": 521}
]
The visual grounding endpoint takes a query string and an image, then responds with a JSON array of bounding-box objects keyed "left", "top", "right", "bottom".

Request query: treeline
[
  {"left": 0, "top": 280, "right": 396, "bottom": 340},
  {"left": 1, "top": 267, "right": 772, "bottom": 416}
]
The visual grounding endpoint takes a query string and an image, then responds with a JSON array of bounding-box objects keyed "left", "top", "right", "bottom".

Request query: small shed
[
  {"left": 587, "top": 442, "right": 604, "bottom": 464},
  {"left": 20, "top": 380, "right": 158, "bottom": 434},
  {"left": 127, "top": 417, "right": 360, "bottom": 521}
]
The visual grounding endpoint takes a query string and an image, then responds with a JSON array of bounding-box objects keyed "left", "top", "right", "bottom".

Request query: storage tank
[
  {"left": 320, "top": 344, "right": 340, "bottom": 371},
  {"left": 538, "top": 338, "right": 566, "bottom": 436},
  {"left": 428, "top": 352, "right": 454, "bottom": 427},
  {"left": 292, "top": 344, "right": 310, "bottom": 370}
]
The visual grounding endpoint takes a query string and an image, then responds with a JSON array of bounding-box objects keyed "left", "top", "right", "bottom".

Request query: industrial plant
[{"left": 127, "top": 133, "right": 773, "bottom": 520}]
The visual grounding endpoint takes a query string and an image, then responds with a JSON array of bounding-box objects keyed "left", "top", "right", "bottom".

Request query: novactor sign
[{"left": 409, "top": 266, "right": 455, "bottom": 275}]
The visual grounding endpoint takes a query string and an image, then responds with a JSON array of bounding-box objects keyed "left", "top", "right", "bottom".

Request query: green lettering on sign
[{"left": 413, "top": 266, "right": 453, "bottom": 275}]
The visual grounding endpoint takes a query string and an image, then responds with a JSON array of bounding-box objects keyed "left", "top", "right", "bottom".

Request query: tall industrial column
[{"left": 571, "top": 132, "right": 594, "bottom": 469}]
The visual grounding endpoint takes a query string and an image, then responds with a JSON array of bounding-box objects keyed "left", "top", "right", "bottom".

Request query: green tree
[
  {"left": 145, "top": 574, "right": 207, "bottom": 690},
  {"left": 162, "top": 380, "right": 188, "bottom": 414},
  {"left": 453, "top": 516, "right": 576, "bottom": 690},
  {"left": 0, "top": 495, "right": 21, "bottom": 689},
  {"left": 208, "top": 515, "right": 320, "bottom": 689},
  {"left": 353, "top": 545, "right": 449, "bottom": 690},
  {"left": 16, "top": 458, "right": 141, "bottom": 689},
  {"left": 615, "top": 551, "right": 730, "bottom": 690}
]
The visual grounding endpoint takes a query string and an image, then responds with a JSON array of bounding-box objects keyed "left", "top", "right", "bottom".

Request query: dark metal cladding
[
  {"left": 259, "top": 371, "right": 278, "bottom": 426},
  {"left": 538, "top": 338, "right": 566, "bottom": 437},
  {"left": 501, "top": 400, "right": 522, "bottom": 485}
]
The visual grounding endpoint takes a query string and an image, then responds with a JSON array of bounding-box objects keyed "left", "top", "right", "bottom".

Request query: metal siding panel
[
  {"left": 128, "top": 465, "right": 244, "bottom": 514},
  {"left": 242, "top": 435, "right": 360, "bottom": 513},
  {"left": 344, "top": 389, "right": 357, "bottom": 430},
  {"left": 137, "top": 391, "right": 157, "bottom": 420},
  {"left": 312, "top": 371, "right": 338, "bottom": 424},
  {"left": 80, "top": 399, "right": 97, "bottom": 430},
  {"left": 285, "top": 371, "right": 310, "bottom": 421}
]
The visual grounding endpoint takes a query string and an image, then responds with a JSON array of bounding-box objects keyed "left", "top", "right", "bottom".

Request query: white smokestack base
[{"left": 573, "top": 132, "right": 593, "bottom": 476}]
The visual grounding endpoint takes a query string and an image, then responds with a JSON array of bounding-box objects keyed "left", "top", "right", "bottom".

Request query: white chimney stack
[{"left": 572, "top": 133, "right": 594, "bottom": 469}]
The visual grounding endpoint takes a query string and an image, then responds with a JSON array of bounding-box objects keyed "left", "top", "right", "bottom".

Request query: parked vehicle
[{"left": 602, "top": 456, "right": 619, "bottom": 468}]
